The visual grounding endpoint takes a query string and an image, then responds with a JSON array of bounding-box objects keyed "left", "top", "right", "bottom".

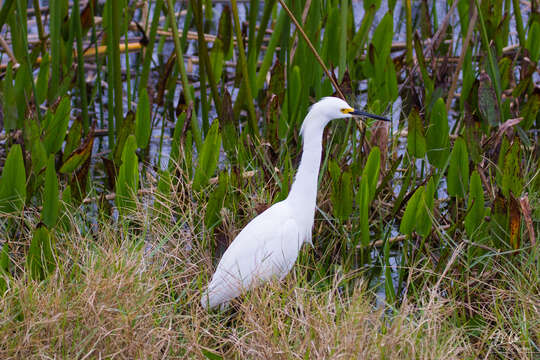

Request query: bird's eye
[{"left": 341, "top": 108, "right": 353, "bottom": 114}]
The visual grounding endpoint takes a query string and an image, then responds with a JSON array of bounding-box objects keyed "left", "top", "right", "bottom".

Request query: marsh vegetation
[{"left": 0, "top": 0, "right": 538, "bottom": 358}]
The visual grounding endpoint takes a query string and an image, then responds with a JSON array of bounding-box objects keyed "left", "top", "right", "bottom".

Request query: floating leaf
[{"left": 447, "top": 137, "right": 469, "bottom": 198}]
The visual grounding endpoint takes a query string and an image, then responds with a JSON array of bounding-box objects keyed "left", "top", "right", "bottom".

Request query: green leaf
[
  {"left": 0, "top": 242, "right": 9, "bottom": 293},
  {"left": 371, "top": 12, "right": 393, "bottom": 63},
  {"left": 330, "top": 161, "right": 353, "bottom": 221},
  {"left": 399, "top": 186, "right": 423, "bottom": 236},
  {"left": 0, "top": 144, "right": 26, "bottom": 214},
  {"left": 113, "top": 111, "right": 136, "bottom": 165},
  {"left": 526, "top": 21, "right": 540, "bottom": 62},
  {"left": 2, "top": 62, "right": 17, "bottom": 131},
  {"left": 358, "top": 175, "right": 370, "bottom": 247},
  {"left": 363, "top": 146, "right": 381, "bottom": 203},
  {"left": 63, "top": 117, "right": 83, "bottom": 163},
  {"left": 41, "top": 156, "right": 60, "bottom": 228},
  {"left": 416, "top": 178, "right": 435, "bottom": 237},
  {"left": 27, "top": 225, "right": 56, "bottom": 281},
  {"left": 447, "top": 137, "right": 469, "bottom": 198},
  {"left": 115, "top": 135, "right": 139, "bottom": 214},
  {"left": 499, "top": 138, "right": 523, "bottom": 198},
  {"left": 478, "top": 72, "right": 500, "bottom": 127},
  {"left": 36, "top": 52, "right": 50, "bottom": 106},
  {"left": 465, "top": 170, "right": 485, "bottom": 239},
  {"left": 288, "top": 66, "right": 302, "bottom": 126},
  {"left": 407, "top": 108, "right": 426, "bottom": 158},
  {"left": 193, "top": 120, "right": 222, "bottom": 191},
  {"left": 426, "top": 98, "right": 450, "bottom": 168},
  {"left": 43, "top": 97, "right": 71, "bottom": 154},
  {"left": 205, "top": 172, "right": 228, "bottom": 229},
  {"left": 201, "top": 348, "right": 223, "bottom": 360},
  {"left": 154, "top": 170, "right": 172, "bottom": 224},
  {"left": 59, "top": 132, "right": 95, "bottom": 174},
  {"left": 135, "top": 88, "right": 151, "bottom": 149}
]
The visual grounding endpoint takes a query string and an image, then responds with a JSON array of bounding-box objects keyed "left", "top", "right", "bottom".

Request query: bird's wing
[{"left": 203, "top": 204, "right": 302, "bottom": 308}]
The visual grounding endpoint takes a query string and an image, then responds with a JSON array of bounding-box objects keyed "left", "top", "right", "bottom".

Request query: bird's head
[{"left": 300, "top": 97, "right": 390, "bottom": 137}]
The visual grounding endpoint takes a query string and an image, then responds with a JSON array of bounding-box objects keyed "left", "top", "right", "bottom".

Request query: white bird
[{"left": 201, "top": 96, "right": 389, "bottom": 310}]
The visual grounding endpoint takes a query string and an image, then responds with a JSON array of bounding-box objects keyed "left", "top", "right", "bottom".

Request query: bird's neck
[{"left": 287, "top": 118, "right": 325, "bottom": 216}]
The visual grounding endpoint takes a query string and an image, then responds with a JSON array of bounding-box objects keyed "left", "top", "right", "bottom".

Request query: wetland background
[{"left": 0, "top": 0, "right": 538, "bottom": 358}]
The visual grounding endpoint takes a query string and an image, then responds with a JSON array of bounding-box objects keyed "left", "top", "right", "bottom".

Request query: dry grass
[{"left": 0, "top": 196, "right": 537, "bottom": 359}]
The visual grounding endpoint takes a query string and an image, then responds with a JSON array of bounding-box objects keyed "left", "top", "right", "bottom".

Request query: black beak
[{"left": 351, "top": 109, "right": 390, "bottom": 122}]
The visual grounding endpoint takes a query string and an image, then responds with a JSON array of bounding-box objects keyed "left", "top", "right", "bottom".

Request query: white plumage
[{"left": 201, "top": 97, "right": 389, "bottom": 309}]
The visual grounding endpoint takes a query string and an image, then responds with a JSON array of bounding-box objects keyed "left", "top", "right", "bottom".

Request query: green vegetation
[{"left": 0, "top": 0, "right": 538, "bottom": 358}]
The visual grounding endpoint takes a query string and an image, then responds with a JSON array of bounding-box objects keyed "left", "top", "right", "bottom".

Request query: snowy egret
[{"left": 201, "top": 97, "right": 389, "bottom": 310}]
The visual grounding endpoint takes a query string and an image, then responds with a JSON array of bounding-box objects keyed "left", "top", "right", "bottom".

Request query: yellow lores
[{"left": 202, "top": 97, "right": 389, "bottom": 310}]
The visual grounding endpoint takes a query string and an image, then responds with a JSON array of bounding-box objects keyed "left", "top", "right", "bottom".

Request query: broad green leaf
[
  {"left": 193, "top": 121, "right": 222, "bottom": 191},
  {"left": 14, "top": 62, "right": 31, "bottom": 126},
  {"left": 371, "top": 12, "right": 393, "bottom": 63},
  {"left": 426, "top": 98, "right": 450, "bottom": 168},
  {"left": 478, "top": 72, "right": 500, "bottom": 127},
  {"left": 363, "top": 146, "right": 381, "bottom": 202},
  {"left": 447, "top": 137, "right": 469, "bottom": 198},
  {"left": 43, "top": 97, "right": 71, "bottom": 154},
  {"left": 209, "top": 38, "right": 225, "bottom": 82},
  {"left": 63, "top": 117, "right": 83, "bottom": 163},
  {"left": 0, "top": 242, "right": 8, "bottom": 293},
  {"left": 288, "top": 66, "right": 302, "bottom": 126},
  {"left": 41, "top": 156, "right": 60, "bottom": 228},
  {"left": 416, "top": 178, "right": 435, "bottom": 237},
  {"left": 526, "top": 21, "right": 540, "bottom": 62},
  {"left": 205, "top": 172, "right": 228, "bottom": 229},
  {"left": 358, "top": 175, "right": 370, "bottom": 247},
  {"left": 115, "top": 135, "right": 139, "bottom": 214},
  {"left": 113, "top": 111, "right": 136, "bottom": 164},
  {"left": 400, "top": 186, "right": 423, "bottom": 236},
  {"left": 36, "top": 52, "right": 50, "bottom": 105},
  {"left": 2, "top": 62, "right": 17, "bottom": 131},
  {"left": 135, "top": 88, "right": 151, "bottom": 149},
  {"left": 465, "top": 171, "right": 485, "bottom": 239},
  {"left": 0, "top": 144, "right": 26, "bottom": 214},
  {"left": 498, "top": 138, "right": 523, "bottom": 198},
  {"left": 27, "top": 225, "right": 56, "bottom": 281},
  {"left": 407, "top": 108, "right": 426, "bottom": 158},
  {"left": 60, "top": 132, "right": 95, "bottom": 174}
]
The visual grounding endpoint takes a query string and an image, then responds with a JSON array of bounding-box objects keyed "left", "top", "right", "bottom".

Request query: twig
[{"left": 0, "top": 34, "right": 17, "bottom": 65}]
